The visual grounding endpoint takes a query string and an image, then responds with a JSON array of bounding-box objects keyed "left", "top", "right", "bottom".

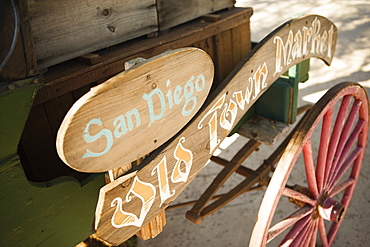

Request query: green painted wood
[
  {"left": 255, "top": 77, "right": 293, "bottom": 123},
  {"left": 232, "top": 58, "right": 311, "bottom": 127},
  {"left": 0, "top": 157, "right": 105, "bottom": 246},
  {"left": 0, "top": 79, "right": 39, "bottom": 161},
  {"left": 0, "top": 82, "right": 106, "bottom": 246}
]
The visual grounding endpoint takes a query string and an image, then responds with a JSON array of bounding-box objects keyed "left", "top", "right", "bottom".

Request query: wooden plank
[
  {"left": 18, "top": 0, "right": 37, "bottom": 76},
  {"left": 104, "top": 156, "right": 166, "bottom": 242},
  {"left": 135, "top": 210, "right": 166, "bottom": 240},
  {"left": 0, "top": 81, "right": 39, "bottom": 160},
  {"left": 237, "top": 115, "right": 290, "bottom": 145},
  {"left": 215, "top": 29, "right": 234, "bottom": 85},
  {"left": 72, "top": 84, "right": 95, "bottom": 102},
  {"left": 26, "top": 0, "right": 158, "bottom": 69},
  {"left": 43, "top": 94, "right": 74, "bottom": 137},
  {"left": 0, "top": 0, "right": 28, "bottom": 79},
  {"left": 203, "top": 14, "right": 221, "bottom": 22},
  {"left": 75, "top": 53, "right": 102, "bottom": 66},
  {"left": 0, "top": 159, "right": 105, "bottom": 246},
  {"left": 57, "top": 48, "right": 214, "bottom": 172},
  {"left": 19, "top": 104, "right": 66, "bottom": 181},
  {"left": 94, "top": 15, "right": 337, "bottom": 245},
  {"left": 43, "top": 94, "right": 78, "bottom": 177},
  {"left": 33, "top": 8, "right": 253, "bottom": 106},
  {"left": 231, "top": 22, "right": 251, "bottom": 67},
  {"left": 157, "top": 0, "right": 235, "bottom": 31},
  {"left": 214, "top": 22, "right": 251, "bottom": 88}
]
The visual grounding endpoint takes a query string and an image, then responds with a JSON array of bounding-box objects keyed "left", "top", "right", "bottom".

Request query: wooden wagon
[{"left": 1, "top": 1, "right": 368, "bottom": 246}]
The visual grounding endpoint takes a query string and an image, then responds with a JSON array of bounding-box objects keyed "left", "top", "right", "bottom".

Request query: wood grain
[
  {"left": 33, "top": 8, "right": 253, "bottom": 106},
  {"left": 19, "top": 8, "right": 252, "bottom": 183},
  {"left": 27, "top": 0, "right": 158, "bottom": 69},
  {"left": 0, "top": 0, "right": 28, "bottom": 79},
  {"left": 157, "top": 0, "right": 235, "bottom": 30},
  {"left": 94, "top": 15, "right": 337, "bottom": 245},
  {"left": 57, "top": 48, "right": 214, "bottom": 172}
]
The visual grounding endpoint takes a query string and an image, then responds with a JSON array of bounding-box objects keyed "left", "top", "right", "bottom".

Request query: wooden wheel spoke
[
  {"left": 318, "top": 218, "right": 329, "bottom": 247},
  {"left": 290, "top": 220, "right": 315, "bottom": 247},
  {"left": 303, "top": 140, "right": 319, "bottom": 198},
  {"left": 279, "top": 215, "right": 311, "bottom": 246},
  {"left": 329, "top": 100, "right": 362, "bottom": 172},
  {"left": 309, "top": 221, "right": 318, "bottom": 247},
  {"left": 267, "top": 205, "right": 313, "bottom": 242},
  {"left": 329, "top": 178, "right": 355, "bottom": 197},
  {"left": 328, "top": 146, "right": 363, "bottom": 190},
  {"left": 316, "top": 109, "right": 333, "bottom": 191},
  {"left": 324, "top": 95, "right": 352, "bottom": 188},
  {"left": 327, "top": 119, "right": 365, "bottom": 188},
  {"left": 282, "top": 187, "right": 316, "bottom": 206}
]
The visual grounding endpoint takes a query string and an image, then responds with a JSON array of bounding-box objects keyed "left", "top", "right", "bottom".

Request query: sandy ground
[{"left": 138, "top": 1, "right": 370, "bottom": 246}]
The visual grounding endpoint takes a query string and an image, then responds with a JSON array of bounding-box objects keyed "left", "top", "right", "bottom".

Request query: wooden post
[
  {"left": 98, "top": 56, "right": 168, "bottom": 242},
  {"left": 106, "top": 158, "right": 167, "bottom": 241}
]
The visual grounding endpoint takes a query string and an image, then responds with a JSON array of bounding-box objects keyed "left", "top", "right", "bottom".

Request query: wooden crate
[
  {"left": 157, "top": 0, "right": 235, "bottom": 30},
  {"left": 19, "top": 7, "right": 253, "bottom": 182},
  {"left": 1, "top": 0, "right": 236, "bottom": 80},
  {"left": 0, "top": 0, "right": 158, "bottom": 79}
]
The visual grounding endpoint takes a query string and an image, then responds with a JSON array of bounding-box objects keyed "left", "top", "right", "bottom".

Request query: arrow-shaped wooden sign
[{"left": 57, "top": 14, "right": 337, "bottom": 246}]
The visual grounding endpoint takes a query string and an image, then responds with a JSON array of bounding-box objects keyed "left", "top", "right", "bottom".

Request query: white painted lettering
[{"left": 82, "top": 118, "right": 113, "bottom": 158}]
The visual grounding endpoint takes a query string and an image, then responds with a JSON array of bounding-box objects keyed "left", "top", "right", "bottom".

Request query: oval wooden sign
[{"left": 56, "top": 48, "right": 214, "bottom": 172}]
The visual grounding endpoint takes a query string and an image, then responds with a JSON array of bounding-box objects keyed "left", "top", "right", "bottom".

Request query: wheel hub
[{"left": 316, "top": 195, "right": 345, "bottom": 223}]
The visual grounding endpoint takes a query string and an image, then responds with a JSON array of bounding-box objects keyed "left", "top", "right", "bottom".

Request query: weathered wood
[
  {"left": 203, "top": 14, "right": 221, "bottom": 22},
  {"left": 105, "top": 156, "right": 166, "bottom": 241},
  {"left": 20, "top": 104, "right": 67, "bottom": 181},
  {"left": 0, "top": 79, "right": 39, "bottom": 160},
  {"left": 18, "top": 0, "right": 38, "bottom": 77},
  {"left": 232, "top": 23, "right": 251, "bottom": 67},
  {"left": 135, "top": 210, "right": 166, "bottom": 240},
  {"left": 57, "top": 48, "right": 214, "bottom": 172},
  {"left": 32, "top": 8, "right": 253, "bottom": 106},
  {"left": 238, "top": 115, "right": 290, "bottom": 145},
  {"left": 26, "top": 0, "right": 158, "bottom": 70},
  {"left": 19, "top": 7, "right": 252, "bottom": 183},
  {"left": 157, "top": 0, "right": 235, "bottom": 30},
  {"left": 94, "top": 15, "right": 337, "bottom": 245},
  {"left": 0, "top": 158, "right": 105, "bottom": 246},
  {"left": 75, "top": 54, "right": 102, "bottom": 66},
  {"left": 214, "top": 29, "right": 235, "bottom": 84},
  {"left": 0, "top": 0, "right": 28, "bottom": 80}
]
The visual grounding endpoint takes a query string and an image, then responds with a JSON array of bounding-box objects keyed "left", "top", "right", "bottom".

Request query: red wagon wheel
[{"left": 250, "top": 82, "right": 369, "bottom": 246}]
